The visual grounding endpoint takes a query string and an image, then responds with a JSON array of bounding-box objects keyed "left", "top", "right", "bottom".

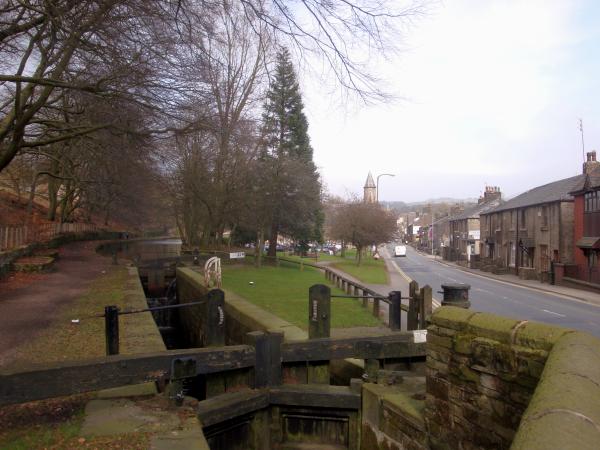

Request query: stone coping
[
  {"left": 430, "top": 306, "right": 600, "bottom": 450},
  {"left": 119, "top": 266, "right": 166, "bottom": 354},
  {"left": 510, "top": 331, "right": 600, "bottom": 450}
]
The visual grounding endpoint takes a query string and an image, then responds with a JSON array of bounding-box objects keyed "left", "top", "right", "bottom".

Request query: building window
[
  {"left": 585, "top": 190, "right": 600, "bottom": 213},
  {"left": 520, "top": 209, "right": 526, "bottom": 227},
  {"left": 541, "top": 205, "right": 548, "bottom": 227}
]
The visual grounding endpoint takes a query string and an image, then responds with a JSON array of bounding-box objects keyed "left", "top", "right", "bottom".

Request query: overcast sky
[{"left": 303, "top": 0, "right": 600, "bottom": 203}]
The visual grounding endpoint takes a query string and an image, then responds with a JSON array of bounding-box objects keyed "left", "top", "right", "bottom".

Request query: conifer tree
[{"left": 262, "top": 48, "right": 322, "bottom": 256}]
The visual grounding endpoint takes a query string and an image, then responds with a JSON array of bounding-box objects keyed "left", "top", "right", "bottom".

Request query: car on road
[{"left": 394, "top": 245, "right": 407, "bottom": 257}]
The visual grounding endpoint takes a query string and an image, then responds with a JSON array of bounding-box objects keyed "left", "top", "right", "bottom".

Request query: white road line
[
  {"left": 387, "top": 253, "right": 442, "bottom": 308},
  {"left": 430, "top": 256, "right": 599, "bottom": 307},
  {"left": 542, "top": 309, "right": 567, "bottom": 317}
]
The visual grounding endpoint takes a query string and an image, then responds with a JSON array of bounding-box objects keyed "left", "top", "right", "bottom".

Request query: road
[{"left": 383, "top": 245, "right": 600, "bottom": 338}]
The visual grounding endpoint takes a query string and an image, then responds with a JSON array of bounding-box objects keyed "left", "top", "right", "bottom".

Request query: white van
[{"left": 394, "top": 245, "right": 407, "bottom": 257}]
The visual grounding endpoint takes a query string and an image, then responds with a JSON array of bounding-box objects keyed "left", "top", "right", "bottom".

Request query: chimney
[
  {"left": 483, "top": 185, "right": 501, "bottom": 203},
  {"left": 583, "top": 151, "right": 600, "bottom": 175}
]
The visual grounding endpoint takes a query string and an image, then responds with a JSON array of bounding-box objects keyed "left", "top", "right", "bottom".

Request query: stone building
[
  {"left": 447, "top": 187, "right": 503, "bottom": 263},
  {"left": 480, "top": 175, "right": 583, "bottom": 280},
  {"left": 568, "top": 151, "right": 600, "bottom": 286},
  {"left": 363, "top": 172, "right": 376, "bottom": 203}
]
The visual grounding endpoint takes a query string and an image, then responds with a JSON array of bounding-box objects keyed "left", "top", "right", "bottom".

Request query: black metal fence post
[
  {"left": 105, "top": 305, "right": 120, "bottom": 355},
  {"left": 388, "top": 291, "right": 402, "bottom": 331}
]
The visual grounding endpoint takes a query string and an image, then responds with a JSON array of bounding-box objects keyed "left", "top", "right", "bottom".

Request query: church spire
[{"left": 363, "top": 172, "right": 376, "bottom": 203}]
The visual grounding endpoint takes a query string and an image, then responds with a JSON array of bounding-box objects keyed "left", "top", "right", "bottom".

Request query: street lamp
[{"left": 376, "top": 173, "right": 395, "bottom": 203}]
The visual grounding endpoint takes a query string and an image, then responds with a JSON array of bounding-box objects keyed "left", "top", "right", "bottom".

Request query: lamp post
[{"left": 376, "top": 173, "right": 395, "bottom": 203}]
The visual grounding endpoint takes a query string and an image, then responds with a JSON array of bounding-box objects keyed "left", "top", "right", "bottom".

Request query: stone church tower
[{"left": 363, "top": 172, "right": 376, "bottom": 203}]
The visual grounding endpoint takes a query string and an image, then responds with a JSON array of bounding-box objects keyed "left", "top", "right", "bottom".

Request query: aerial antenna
[{"left": 579, "top": 118, "right": 585, "bottom": 162}]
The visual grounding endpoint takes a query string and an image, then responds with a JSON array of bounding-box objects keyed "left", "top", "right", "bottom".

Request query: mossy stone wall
[{"left": 425, "top": 306, "right": 600, "bottom": 450}]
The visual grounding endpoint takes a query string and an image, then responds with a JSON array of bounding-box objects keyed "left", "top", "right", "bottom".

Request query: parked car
[{"left": 394, "top": 245, "right": 407, "bottom": 257}]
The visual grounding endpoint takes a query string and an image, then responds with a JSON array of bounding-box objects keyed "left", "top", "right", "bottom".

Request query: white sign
[
  {"left": 229, "top": 252, "right": 245, "bottom": 259},
  {"left": 469, "top": 230, "right": 480, "bottom": 240},
  {"left": 413, "top": 329, "right": 427, "bottom": 343}
]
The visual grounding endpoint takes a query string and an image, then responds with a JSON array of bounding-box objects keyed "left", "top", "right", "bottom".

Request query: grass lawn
[
  {"left": 277, "top": 248, "right": 388, "bottom": 285},
  {"left": 222, "top": 261, "right": 381, "bottom": 330},
  {"left": 331, "top": 256, "right": 388, "bottom": 285}
]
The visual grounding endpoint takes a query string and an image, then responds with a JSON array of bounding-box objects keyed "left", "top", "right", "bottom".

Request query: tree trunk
[
  {"left": 27, "top": 173, "right": 40, "bottom": 219},
  {"left": 255, "top": 228, "right": 264, "bottom": 268},
  {"left": 356, "top": 245, "right": 363, "bottom": 266},
  {"left": 268, "top": 223, "right": 278, "bottom": 257}
]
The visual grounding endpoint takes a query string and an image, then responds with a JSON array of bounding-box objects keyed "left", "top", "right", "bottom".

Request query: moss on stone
[
  {"left": 429, "top": 307, "right": 478, "bottom": 331},
  {"left": 466, "top": 313, "right": 519, "bottom": 344},
  {"left": 453, "top": 334, "right": 474, "bottom": 355},
  {"left": 513, "top": 321, "right": 572, "bottom": 351}
]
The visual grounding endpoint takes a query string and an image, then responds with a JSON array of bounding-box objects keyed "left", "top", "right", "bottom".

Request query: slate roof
[
  {"left": 450, "top": 198, "right": 504, "bottom": 221},
  {"left": 570, "top": 165, "right": 600, "bottom": 193},
  {"left": 485, "top": 175, "right": 583, "bottom": 214}
]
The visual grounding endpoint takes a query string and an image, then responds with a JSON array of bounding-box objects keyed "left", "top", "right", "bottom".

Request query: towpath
[{"left": 0, "top": 241, "right": 112, "bottom": 367}]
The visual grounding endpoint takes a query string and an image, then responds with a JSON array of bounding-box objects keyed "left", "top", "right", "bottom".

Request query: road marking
[
  {"left": 386, "top": 252, "right": 442, "bottom": 308},
  {"left": 429, "top": 257, "right": 599, "bottom": 307},
  {"left": 542, "top": 309, "right": 566, "bottom": 317}
]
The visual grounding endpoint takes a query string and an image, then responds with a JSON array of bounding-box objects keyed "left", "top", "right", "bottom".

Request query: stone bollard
[{"left": 441, "top": 283, "right": 471, "bottom": 308}]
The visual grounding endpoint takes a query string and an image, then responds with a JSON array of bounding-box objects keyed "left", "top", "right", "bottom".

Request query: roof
[
  {"left": 484, "top": 174, "right": 583, "bottom": 214},
  {"left": 450, "top": 198, "right": 504, "bottom": 221},
  {"left": 364, "top": 172, "right": 376, "bottom": 188},
  {"left": 570, "top": 165, "right": 600, "bottom": 194},
  {"left": 576, "top": 237, "right": 600, "bottom": 249}
]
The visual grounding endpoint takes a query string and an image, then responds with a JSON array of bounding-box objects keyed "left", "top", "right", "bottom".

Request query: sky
[{"left": 302, "top": 0, "right": 600, "bottom": 202}]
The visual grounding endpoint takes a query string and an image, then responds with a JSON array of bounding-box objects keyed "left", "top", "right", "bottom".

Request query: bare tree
[{"left": 330, "top": 200, "right": 397, "bottom": 265}]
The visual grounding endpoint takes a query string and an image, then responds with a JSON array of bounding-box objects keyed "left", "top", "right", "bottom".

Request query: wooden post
[
  {"left": 364, "top": 359, "right": 380, "bottom": 383},
  {"left": 308, "top": 284, "right": 330, "bottom": 384},
  {"left": 204, "top": 289, "right": 226, "bottom": 398},
  {"left": 309, "top": 284, "right": 331, "bottom": 340},
  {"left": 388, "top": 291, "right": 402, "bottom": 331},
  {"left": 362, "top": 290, "right": 368, "bottom": 308},
  {"left": 373, "top": 295, "right": 380, "bottom": 318},
  {"left": 408, "top": 281, "right": 419, "bottom": 330},
  {"left": 246, "top": 331, "right": 283, "bottom": 388},
  {"left": 419, "top": 285, "right": 432, "bottom": 329},
  {"left": 206, "top": 289, "right": 225, "bottom": 346},
  {"left": 104, "top": 305, "right": 119, "bottom": 355}
]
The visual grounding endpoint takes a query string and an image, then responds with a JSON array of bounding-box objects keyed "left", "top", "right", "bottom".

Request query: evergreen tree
[{"left": 262, "top": 48, "right": 322, "bottom": 256}]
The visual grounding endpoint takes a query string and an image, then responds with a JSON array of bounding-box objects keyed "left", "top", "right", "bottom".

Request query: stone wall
[
  {"left": 424, "top": 306, "right": 600, "bottom": 450},
  {"left": 175, "top": 268, "right": 210, "bottom": 347},
  {"left": 511, "top": 331, "right": 600, "bottom": 450}
]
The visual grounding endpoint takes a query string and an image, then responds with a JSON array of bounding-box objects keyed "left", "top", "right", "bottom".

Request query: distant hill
[{"left": 383, "top": 198, "right": 478, "bottom": 213}]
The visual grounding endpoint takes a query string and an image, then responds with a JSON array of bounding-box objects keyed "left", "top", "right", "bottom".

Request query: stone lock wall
[
  {"left": 425, "top": 307, "right": 573, "bottom": 450},
  {"left": 175, "top": 268, "right": 209, "bottom": 347}
]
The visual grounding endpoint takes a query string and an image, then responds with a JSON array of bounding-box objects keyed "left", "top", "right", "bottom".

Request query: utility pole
[
  {"left": 579, "top": 118, "right": 585, "bottom": 163},
  {"left": 376, "top": 173, "right": 395, "bottom": 203}
]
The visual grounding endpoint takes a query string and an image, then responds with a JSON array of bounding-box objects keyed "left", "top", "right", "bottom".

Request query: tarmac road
[{"left": 383, "top": 244, "right": 600, "bottom": 338}]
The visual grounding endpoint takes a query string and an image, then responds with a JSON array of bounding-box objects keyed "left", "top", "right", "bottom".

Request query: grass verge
[
  {"left": 278, "top": 248, "right": 388, "bottom": 285},
  {"left": 222, "top": 261, "right": 381, "bottom": 329},
  {"left": 331, "top": 256, "right": 388, "bottom": 284}
]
